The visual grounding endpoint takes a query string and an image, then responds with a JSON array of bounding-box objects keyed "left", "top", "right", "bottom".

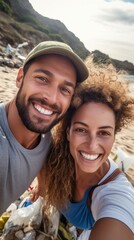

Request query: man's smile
[{"left": 34, "top": 104, "right": 53, "bottom": 115}]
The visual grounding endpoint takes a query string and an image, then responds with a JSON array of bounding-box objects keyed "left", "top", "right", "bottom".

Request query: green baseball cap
[{"left": 23, "top": 41, "right": 89, "bottom": 83}]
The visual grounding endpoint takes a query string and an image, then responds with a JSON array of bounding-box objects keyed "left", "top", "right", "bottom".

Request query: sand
[
  {"left": 0, "top": 65, "right": 134, "bottom": 183},
  {"left": 0, "top": 66, "right": 17, "bottom": 102}
]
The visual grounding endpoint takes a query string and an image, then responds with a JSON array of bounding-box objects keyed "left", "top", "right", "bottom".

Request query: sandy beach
[{"left": 0, "top": 65, "right": 134, "bottom": 184}]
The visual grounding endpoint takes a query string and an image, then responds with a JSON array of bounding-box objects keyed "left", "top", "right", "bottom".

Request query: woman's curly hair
[{"left": 43, "top": 64, "right": 134, "bottom": 210}]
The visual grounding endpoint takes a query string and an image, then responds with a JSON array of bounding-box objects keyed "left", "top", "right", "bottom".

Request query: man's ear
[
  {"left": 16, "top": 67, "right": 24, "bottom": 88},
  {"left": 66, "top": 127, "right": 70, "bottom": 142}
]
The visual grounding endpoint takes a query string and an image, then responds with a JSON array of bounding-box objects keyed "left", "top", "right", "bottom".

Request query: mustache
[{"left": 29, "top": 97, "right": 61, "bottom": 113}]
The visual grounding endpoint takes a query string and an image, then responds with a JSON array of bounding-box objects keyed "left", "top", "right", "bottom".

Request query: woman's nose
[{"left": 86, "top": 136, "right": 98, "bottom": 149}]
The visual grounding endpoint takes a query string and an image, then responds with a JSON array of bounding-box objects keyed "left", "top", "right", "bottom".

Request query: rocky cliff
[
  {"left": 89, "top": 50, "right": 134, "bottom": 75},
  {"left": 0, "top": 0, "right": 89, "bottom": 59},
  {"left": 0, "top": 0, "right": 134, "bottom": 74}
]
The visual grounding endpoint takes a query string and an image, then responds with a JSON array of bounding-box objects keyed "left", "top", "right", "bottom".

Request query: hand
[{"left": 29, "top": 185, "right": 41, "bottom": 202}]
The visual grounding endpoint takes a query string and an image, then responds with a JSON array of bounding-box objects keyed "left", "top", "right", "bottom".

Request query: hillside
[
  {"left": 0, "top": 0, "right": 134, "bottom": 74},
  {"left": 89, "top": 50, "right": 134, "bottom": 75},
  {"left": 0, "top": 0, "right": 89, "bottom": 59}
]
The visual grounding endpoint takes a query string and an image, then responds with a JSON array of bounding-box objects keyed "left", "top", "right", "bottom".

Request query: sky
[{"left": 29, "top": 0, "right": 134, "bottom": 64}]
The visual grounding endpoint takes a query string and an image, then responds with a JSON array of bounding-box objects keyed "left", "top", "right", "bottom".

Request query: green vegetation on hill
[
  {"left": 0, "top": 0, "right": 89, "bottom": 59},
  {"left": 0, "top": 0, "right": 11, "bottom": 14},
  {"left": 0, "top": 0, "right": 134, "bottom": 74},
  {"left": 91, "top": 50, "right": 134, "bottom": 75}
]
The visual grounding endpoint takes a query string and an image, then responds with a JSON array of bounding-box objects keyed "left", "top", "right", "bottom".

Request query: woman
[{"left": 38, "top": 68, "right": 134, "bottom": 239}]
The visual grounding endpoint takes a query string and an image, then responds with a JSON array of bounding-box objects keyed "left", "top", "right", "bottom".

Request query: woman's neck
[{"left": 74, "top": 160, "right": 110, "bottom": 201}]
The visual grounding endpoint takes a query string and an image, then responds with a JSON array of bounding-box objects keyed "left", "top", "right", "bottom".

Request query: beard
[{"left": 16, "top": 88, "right": 64, "bottom": 134}]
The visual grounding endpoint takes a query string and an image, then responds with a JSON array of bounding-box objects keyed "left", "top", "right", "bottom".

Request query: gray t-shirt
[{"left": 0, "top": 103, "right": 51, "bottom": 214}]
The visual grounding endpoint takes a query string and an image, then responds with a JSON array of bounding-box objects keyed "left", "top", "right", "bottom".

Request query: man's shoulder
[
  {"left": 0, "top": 102, "right": 4, "bottom": 113},
  {"left": 0, "top": 103, "right": 6, "bottom": 126}
]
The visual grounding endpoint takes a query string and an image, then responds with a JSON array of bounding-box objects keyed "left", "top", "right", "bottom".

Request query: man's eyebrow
[
  {"left": 34, "top": 69, "right": 76, "bottom": 89},
  {"left": 34, "top": 69, "right": 53, "bottom": 77},
  {"left": 64, "top": 80, "right": 76, "bottom": 89}
]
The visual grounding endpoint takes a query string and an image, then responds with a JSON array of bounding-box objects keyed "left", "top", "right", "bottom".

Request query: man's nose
[{"left": 43, "top": 87, "right": 59, "bottom": 104}]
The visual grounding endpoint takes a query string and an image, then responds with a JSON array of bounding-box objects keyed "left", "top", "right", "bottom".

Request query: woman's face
[{"left": 67, "top": 102, "right": 115, "bottom": 174}]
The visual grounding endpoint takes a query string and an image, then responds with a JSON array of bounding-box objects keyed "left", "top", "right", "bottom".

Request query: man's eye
[
  {"left": 61, "top": 87, "right": 71, "bottom": 95},
  {"left": 36, "top": 76, "right": 48, "bottom": 83}
]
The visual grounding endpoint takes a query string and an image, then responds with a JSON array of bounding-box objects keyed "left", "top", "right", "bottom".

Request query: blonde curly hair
[{"left": 43, "top": 65, "right": 134, "bottom": 210}]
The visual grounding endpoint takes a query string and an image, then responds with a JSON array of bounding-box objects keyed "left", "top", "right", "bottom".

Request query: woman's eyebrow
[
  {"left": 99, "top": 126, "right": 114, "bottom": 129},
  {"left": 73, "top": 122, "right": 114, "bottom": 129},
  {"left": 73, "top": 121, "right": 88, "bottom": 127}
]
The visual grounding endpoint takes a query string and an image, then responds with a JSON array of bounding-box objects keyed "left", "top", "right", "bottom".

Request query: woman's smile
[{"left": 67, "top": 102, "right": 115, "bottom": 174}]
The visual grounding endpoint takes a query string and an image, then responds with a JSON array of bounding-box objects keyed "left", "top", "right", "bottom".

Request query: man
[{"left": 0, "top": 41, "right": 89, "bottom": 214}]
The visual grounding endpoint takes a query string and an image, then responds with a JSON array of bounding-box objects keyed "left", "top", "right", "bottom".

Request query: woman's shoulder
[
  {"left": 99, "top": 158, "right": 132, "bottom": 185},
  {"left": 91, "top": 159, "right": 134, "bottom": 233},
  {"left": 96, "top": 158, "right": 134, "bottom": 195}
]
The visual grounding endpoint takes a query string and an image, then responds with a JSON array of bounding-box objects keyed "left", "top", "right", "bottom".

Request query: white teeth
[
  {"left": 34, "top": 104, "right": 53, "bottom": 115},
  {"left": 81, "top": 152, "right": 99, "bottom": 161}
]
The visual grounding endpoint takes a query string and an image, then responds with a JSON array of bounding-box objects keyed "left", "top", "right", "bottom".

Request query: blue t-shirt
[
  {"left": 61, "top": 186, "right": 96, "bottom": 230},
  {"left": 62, "top": 162, "right": 134, "bottom": 234}
]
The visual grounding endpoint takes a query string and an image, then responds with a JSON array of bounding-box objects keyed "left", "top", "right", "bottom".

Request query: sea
[
  {"left": 119, "top": 74, "right": 134, "bottom": 96},
  {"left": 122, "top": 74, "right": 134, "bottom": 82}
]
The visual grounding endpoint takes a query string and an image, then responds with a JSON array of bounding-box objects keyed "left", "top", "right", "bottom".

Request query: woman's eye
[
  {"left": 75, "top": 128, "right": 87, "bottom": 133},
  {"left": 99, "top": 131, "right": 110, "bottom": 136}
]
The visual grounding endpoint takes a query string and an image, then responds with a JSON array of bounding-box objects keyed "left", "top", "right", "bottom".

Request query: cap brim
[{"left": 24, "top": 47, "right": 89, "bottom": 83}]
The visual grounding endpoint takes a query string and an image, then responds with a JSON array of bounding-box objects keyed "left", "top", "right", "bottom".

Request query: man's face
[{"left": 16, "top": 54, "right": 77, "bottom": 133}]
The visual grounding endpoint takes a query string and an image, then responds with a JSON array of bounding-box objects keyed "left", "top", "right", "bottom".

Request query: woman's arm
[
  {"left": 89, "top": 172, "right": 134, "bottom": 240},
  {"left": 89, "top": 218, "right": 134, "bottom": 240}
]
